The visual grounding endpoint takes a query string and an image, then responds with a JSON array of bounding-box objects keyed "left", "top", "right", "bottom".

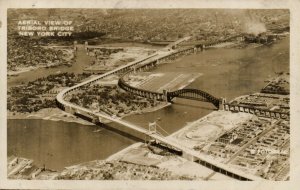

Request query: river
[
  {"left": 7, "top": 43, "right": 159, "bottom": 87},
  {"left": 8, "top": 45, "right": 92, "bottom": 87},
  {"left": 7, "top": 38, "right": 289, "bottom": 171},
  {"left": 123, "top": 37, "right": 289, "bottom": 134}
]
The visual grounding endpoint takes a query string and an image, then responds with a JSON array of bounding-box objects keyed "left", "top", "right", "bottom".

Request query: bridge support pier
[
  {"left": 84, "top": 41, "right": 88, "bottom": 51},
  {"left": 163, "top": 89, "right": 169, "bottom": 102},
  {"left": 219, "top": 98, "right": 226, "bottom": 110},
  {"left": 65, "top": 106, "right": 75, "bottom": 114}
]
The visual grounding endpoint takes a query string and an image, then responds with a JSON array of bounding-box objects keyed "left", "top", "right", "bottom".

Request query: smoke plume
[{"left": 243, "top": 21, "right": 267, "bottom": 36}]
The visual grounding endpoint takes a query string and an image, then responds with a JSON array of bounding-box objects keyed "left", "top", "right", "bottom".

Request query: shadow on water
[
  {"left": 74, "top": 112, "right": 144, "bottom": 142},
  {"left": 96, "top": 122, "right": 145, "bottom": 142},
  {"left": 171, "top": 101, "right": 216, "bottom": 111},
  {"left": 170, "top": 98, "right": 216, "bottom": 111}
]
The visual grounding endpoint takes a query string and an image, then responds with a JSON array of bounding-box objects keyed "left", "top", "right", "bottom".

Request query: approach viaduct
[{"left": 56, "top": 36, "right": 266, "bottom": 181}]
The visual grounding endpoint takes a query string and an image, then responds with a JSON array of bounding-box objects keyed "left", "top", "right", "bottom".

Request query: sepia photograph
[{"left": 1, "top": 0, "right": 300, "bottom": 189}]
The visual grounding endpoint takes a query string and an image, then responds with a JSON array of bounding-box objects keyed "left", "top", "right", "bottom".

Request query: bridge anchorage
[{"left": 164, "top": 89, "right": 224, "bottom": 109}]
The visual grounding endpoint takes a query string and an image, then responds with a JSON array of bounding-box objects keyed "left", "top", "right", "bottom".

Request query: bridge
[
  {"left": 224, "top": 103, "right": 289, "bottom": 120},
  {"left": 57, "top": 97, "right": 262, "bottom": 181},
  {"left": 166, "top": 88, "right": 221, "bottom": 108},
  {"left": 56, "top": 95, "right": 262, "bottom": 181},
  {"left": 202, "top": 34, "right": 244, "bottom": 48},
  {"left": 56, "top": 36, "right": 264, "bottom": 181},
  {"left": 118, "top": 77, "right": 222, "bottom": 109},
  {"left": 166, "top": 36, "right": 192, "bottom": 49},
  {"left": 117, "top": 52, "right": 223, "bottom": 109}
]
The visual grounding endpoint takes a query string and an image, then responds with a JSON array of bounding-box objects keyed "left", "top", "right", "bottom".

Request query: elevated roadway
[
  {"left": 56, "top": 36, "right": 264, "bottom": 181},
  {"left": 57, "top": 93, "right": 262, "bottom": 180}
]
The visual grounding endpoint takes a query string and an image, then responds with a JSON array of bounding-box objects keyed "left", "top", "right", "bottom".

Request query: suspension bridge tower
[{"left": 148, "top": 122, "right": 157, "bottom": 134}]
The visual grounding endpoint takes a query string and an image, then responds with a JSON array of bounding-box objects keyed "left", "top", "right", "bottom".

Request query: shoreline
[
  {"left": 7, "top": 101, "right": 171, "bottom": 126},
  {"left": 96, "top": 102, "right": 171, "bottom": 124},
  {"left": 106, "top": 142, "right": 144, "bottom": 161},
  {"left": 106, "top": 88, "right": 290, "bottom": 180},
  {"left": 104, "top": 109, "right": 216, "bottom": 161},
  {"left": 7, "top": 62, "right": 70, "bottom": 77},
  {"left": 7, "top": 108, "right": 94, "bottom": 126}
]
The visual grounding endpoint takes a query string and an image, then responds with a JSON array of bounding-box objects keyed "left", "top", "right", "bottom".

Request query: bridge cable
[{"left": 156, "top": 123, "right": 170, "bottom": 136}]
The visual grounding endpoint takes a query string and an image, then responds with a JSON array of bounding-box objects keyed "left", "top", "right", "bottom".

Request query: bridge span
[
  {"left": 56, "top": 36, "right": 263, "bottom": 181},
  {"left": 118, "top": 76, "right": 222, "bottom": 109},
  {"left": 56, "top": 94, "right": 262, "bottom": 180},
  {"left": 166, "top": 88, "right": 221, "bottom": 108},
  {"left": 224, "top": 103, "right": 289, "bottom": 120}
]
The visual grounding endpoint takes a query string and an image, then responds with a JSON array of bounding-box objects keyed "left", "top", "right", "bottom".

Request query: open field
[{"left": 128, "top": 72, "right": 201, "bottom": 93}]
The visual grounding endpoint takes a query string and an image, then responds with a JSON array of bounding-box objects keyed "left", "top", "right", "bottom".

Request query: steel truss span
[{"left": 167, "top": 88, "right": 221, "bottom": 108}]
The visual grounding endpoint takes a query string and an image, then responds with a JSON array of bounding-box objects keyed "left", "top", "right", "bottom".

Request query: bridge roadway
[
  {"left": 57, "top": 96, "right": 263, "bottom": 181},
  {"left": 57, "top": 37, "right": 199, "bottom": 106},
  {"left": 166, "top": 36, "right": 192, "bottom": 49},
  {"left": 56, "top": 36, "right": 264, "bottom": 181},
  {"left": 224, "top": 103, "right": 289, "bottom": 120}
]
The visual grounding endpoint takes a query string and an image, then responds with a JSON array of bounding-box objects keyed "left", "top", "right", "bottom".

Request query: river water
[
  {"left": 7, "top": 38, "right": 289, "bottom": 171},
  {"left": 8, "top": 45, "right": 91, "bottom": 87},
  {"left": 7, "top": 119, "right": 135, "bottom": 170}
]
